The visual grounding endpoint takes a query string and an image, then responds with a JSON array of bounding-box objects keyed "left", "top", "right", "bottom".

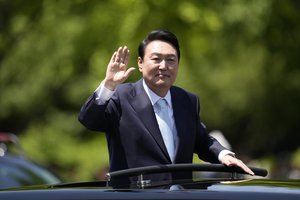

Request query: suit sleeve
[
  {"left": 78, "top": 93, "right": 108, "bottom": 131},
  {"left": 194, "top": 96, "right": 227, "bottom": 163},
  {"left": 78, "top": 91, "right": 120, "bottom": 132}
]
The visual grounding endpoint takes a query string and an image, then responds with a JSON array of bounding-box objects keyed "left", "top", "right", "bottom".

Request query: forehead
[{"left": 144, "top": 40, "right": 177, "bottom": 56}]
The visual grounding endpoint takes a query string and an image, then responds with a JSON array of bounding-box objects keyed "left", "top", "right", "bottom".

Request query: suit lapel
[
  {"left": 129, "top": 80, "right": 170, "bottom": 161},
  {"left": 171, "top": 87, "right": 191, "bottom": 160}
]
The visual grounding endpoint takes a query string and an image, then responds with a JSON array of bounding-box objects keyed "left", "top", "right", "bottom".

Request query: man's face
[{"left": 138, "top": 40, "right": 179, "bottom": 96}]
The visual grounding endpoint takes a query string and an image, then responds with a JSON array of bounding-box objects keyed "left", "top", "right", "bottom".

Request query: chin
[{"left": 155, "top": 80, "right": 172, "bottom": 88}]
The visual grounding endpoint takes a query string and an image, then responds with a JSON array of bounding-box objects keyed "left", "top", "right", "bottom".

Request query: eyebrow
[{"left": 150, "top": 52, "right": 177, "bottom": 57}]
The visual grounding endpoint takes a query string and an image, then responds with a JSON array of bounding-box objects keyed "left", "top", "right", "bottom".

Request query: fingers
[
  {"left": 114, "top": 46, "right": 129, "bottom": 65},
  {"left": 105, "top": 46, "right": 135, "bottom": 88},
  {"left": 222, "top": 155, "right": 255, "bottom": 176},
  {"left": 123, "top": 67, "right": 136, "bottom": 79},
  {"left": 109, "top": 46, "right": 130, "bottom": 74},
  {"left": 234, "top": 159, "right": 255, "bottom": 176}
]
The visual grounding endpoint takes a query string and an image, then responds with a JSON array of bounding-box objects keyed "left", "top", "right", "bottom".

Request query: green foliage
[
  {"left": 1, "top": 0, "right": 299, "bottom": 180},
  {"left": 20, "top": 109, "right": 109, "bottom": 181}
]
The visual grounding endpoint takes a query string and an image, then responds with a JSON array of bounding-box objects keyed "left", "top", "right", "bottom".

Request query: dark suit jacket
[{"left": 78, "top": 79, "right": 226, "bottom": 182}]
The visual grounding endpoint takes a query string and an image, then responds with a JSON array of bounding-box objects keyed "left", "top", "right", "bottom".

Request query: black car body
[{"left": 0, "top": 164, "right": 299, "bottom": 200}]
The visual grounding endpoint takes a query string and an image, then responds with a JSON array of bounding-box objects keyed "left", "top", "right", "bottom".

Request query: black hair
[{"left": 138, "top": 29, "right": 180, "bottom": 61}]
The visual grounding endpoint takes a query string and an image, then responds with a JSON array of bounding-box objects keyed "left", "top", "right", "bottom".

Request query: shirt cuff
[
  {"left": 94, "top": 82, "right": 115, "bottom": 105},
  {"left": 218, "top": 149, "right": 235, "bottom": 163}
]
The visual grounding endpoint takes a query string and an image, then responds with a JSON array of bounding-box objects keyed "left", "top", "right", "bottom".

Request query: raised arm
[{"left": 78, "top": 46, "right": 135, "bottom": 131}]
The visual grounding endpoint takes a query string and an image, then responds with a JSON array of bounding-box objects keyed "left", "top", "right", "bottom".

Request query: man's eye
[
  {"left": 152, "top": 57, "right": 160, "bottom": 61},
  {"left": 167, "top": 58, "right": 176, "bottom": 62}
]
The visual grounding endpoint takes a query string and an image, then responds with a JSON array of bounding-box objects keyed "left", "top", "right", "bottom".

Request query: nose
[{"left": 159, "top": 59, "right": 167, "bottom": 70}]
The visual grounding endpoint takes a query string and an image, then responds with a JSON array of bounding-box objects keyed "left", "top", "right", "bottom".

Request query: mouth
[{"left": 156, "top": 74, "right": 170, "bottom": 78}]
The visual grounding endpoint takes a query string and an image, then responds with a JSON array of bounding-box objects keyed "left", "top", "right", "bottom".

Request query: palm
[
  {"left": 104, "top": 46, "right": 135, "bottom": 90},
  {"left": 107, "top": 65, "right": 128, "bottom": 83}
]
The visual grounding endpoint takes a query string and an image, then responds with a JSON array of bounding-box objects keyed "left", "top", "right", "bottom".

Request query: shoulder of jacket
[
  {"left": 115, "top": 82, "right": 134, "bottom": 90},
  {"left": 171, "top": 85, "right": 198, "bottom": 99},
  {"left": 114, "top": 82, "right": 138, "bottom": 99}
]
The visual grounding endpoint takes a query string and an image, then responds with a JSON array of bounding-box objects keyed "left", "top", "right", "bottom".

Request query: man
[{"left": 79, "top": 29, "right": 254, "bottom": 182}]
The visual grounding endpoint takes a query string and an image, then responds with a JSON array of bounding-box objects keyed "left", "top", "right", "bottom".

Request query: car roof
[
  {"left": 1, "top": 163, "right": 299, "bottom": 199},
  {"left": 0, "top": 179, "right": 300, "bottom": 200}
]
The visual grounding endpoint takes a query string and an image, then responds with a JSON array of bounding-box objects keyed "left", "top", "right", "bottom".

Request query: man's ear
[{"left": 137, "top": 57, "right": 143, "bottom": 72}]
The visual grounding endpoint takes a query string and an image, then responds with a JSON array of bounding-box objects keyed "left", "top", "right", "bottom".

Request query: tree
[{"left": 1, "top": 0, "right": 299, "bottom": 181}]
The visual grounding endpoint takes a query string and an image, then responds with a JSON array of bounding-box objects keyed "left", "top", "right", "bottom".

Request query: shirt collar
[{"left": 142, "top": 79, "right": 172, "bottom": 108}]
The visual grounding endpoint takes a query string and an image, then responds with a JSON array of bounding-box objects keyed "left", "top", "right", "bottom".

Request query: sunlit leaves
[{"left": 1, "top": 0, "right": 300, "bottom": 180}]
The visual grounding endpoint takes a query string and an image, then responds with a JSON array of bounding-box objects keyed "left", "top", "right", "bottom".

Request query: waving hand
[{"left": 103, "top": 46, "right": 135, "bottom": 90}]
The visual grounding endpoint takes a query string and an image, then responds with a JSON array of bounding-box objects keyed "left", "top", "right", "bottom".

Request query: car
[
  {"left": 0, "top": 163, "right": 300, "bottom": 200},
  {"left": 0, "top": 132, "right": 62, "bottom": 188}
]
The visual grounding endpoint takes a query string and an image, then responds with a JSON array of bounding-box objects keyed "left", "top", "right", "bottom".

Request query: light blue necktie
[{"left": 156, "top": 99, "right": 175, "bottom": 162}]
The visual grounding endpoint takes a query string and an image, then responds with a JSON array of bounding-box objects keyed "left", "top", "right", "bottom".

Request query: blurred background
[{"left": 0, "top": 0, "right": 299, "bottom": 182}]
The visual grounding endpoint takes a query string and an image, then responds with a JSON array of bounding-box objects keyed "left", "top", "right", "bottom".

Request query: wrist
[
  {"left": 218, "top": 150, "right": 235, "bottom": 163},
  {"left": 102, "top": 79, "right": 117, "bottom": 91}
]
